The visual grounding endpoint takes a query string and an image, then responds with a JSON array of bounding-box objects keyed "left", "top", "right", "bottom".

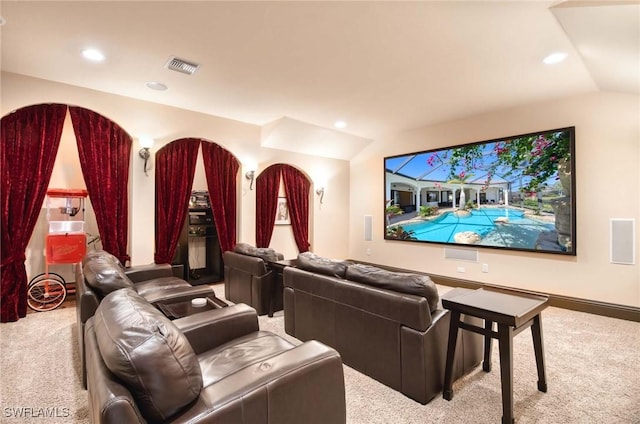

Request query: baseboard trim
[{"left": 352, "top": 261, "right": 640, "bottom": 323}]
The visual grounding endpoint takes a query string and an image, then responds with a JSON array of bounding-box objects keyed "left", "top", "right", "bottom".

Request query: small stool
[{"left": 442, "top": 288, "right": 549, "bottom": 424}]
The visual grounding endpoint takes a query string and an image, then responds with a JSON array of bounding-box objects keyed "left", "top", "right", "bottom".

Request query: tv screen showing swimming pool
[{"left": 384, "top": 126, "right": 576, "bottom": 255}]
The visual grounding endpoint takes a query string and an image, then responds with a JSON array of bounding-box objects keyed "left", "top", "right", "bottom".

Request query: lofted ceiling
[{"left": 1, "top": 1, "right": 638, "bottom": 158}]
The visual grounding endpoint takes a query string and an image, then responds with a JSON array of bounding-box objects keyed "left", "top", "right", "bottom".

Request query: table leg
[
  {"left": 267, "top": 271, "right": 276, "bottom": 317},
  {"left": 531, "top": 314, "right": 547, "bottom": 392},
  {"left": 483, "top": 319, "right": 493, "bottom": 372},
  {"left": 268, "top": 283, "right": 275, "bottom": 318},
  {"left": 443, "top": 310, "right": 461, "bottom": 401},
  {"left": 498, "top": 324, "right": 514, "bottom": 424}
]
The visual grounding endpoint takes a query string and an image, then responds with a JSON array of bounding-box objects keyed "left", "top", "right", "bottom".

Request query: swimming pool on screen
[{"left": 401, "top": 207, "right": 555, "bottom": 249}]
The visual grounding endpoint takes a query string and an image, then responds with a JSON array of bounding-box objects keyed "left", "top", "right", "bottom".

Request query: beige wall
[
  {"left": 350, "top": 91, "right": 640, "bottom": 307},
  {"left": 1, "top": 72, "right": 350, "bottom": 276},
  {"left": 4, "top": 71, "right": 638, "bottom": 307}
]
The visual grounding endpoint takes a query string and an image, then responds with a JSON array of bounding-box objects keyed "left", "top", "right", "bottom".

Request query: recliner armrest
[
  {"left": 141, "top": 285, "right": 212, "bottom": 304},
  {"left": 75, "top": 266, "right": 101, "bottom": 323},
  {"left": 78, "top": 290, "right": 101, "bottom": 323},
  {"left": 125, "top": 263, "right": 173, "bottom": 283},
  {"left": 174, "top": 304, "right": 259, "bottom": 354},
  {"left": 252, "top": 269, "right": 274, "bottom": 284},
  {"left": 199, "top": 340, "right": 346, "bottom": 424}
]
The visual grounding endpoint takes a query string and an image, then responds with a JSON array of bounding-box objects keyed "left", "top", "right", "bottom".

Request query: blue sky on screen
[{"left": 385, "top": 137, "right": 560, "bottom": 190}]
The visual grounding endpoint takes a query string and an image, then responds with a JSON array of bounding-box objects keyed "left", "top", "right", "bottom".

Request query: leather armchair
[
  {"left": 76, "top": 250, "right": 213, "bottom": 388},
  {"left": 223, "top": 244, "right": 285, "bottom": 315},
  {"left": 85, "top": 288, "right": 346, "bottom": 424}
]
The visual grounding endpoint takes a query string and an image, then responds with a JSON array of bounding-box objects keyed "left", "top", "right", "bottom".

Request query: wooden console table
[
  {"left": 266, "top": 259, "right": 297, "bottom": 317},
  {"left": 442, "top": 288, "right": 549, "bottom": 424}
]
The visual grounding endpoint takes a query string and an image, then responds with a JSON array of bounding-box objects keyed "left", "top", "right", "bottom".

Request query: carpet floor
[{"left": 1, "top": 283, "right": 638, "bottom": 423}]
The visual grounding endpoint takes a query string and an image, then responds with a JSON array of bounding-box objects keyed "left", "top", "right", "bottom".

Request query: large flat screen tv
[{"left": 384, "top": 127, "right": 576, "bottom": 255}]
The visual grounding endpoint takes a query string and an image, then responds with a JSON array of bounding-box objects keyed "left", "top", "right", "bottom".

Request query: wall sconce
[
  {"left": 316, "top": 187, "right": 325, "bottom": 204},
  {"left": 138, "top": 137, "right": 154, "bottom": 176},
  {"left": 245, "top": 170, "right": 256, "bottom": 190}
]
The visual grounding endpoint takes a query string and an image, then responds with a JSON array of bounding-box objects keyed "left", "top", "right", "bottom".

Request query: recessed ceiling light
[
  {"left": 82, "top": 48, "right": 105, "bottom": 62},
  {"left": 334, "top": 120, "right": 347, "bottom": 129},
  {"left": 145, "top": 81, "right": 168, "bottom": 91},
  {"left": 543, "top": 52, "right": 568, "bottom": 65}
]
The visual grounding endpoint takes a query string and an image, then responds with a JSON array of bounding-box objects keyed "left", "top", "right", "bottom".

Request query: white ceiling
[{"left": 1, "top": 1, "right": 638, "bottom": 157}]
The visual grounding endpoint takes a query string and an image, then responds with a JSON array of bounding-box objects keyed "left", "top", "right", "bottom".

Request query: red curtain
[
  {"left": 201, "top": 142, "right": 239, "bottom": 253},
  {"left": 69, "top": 107, "right": 132, "bottom": 264},
  {"left": 282, "top": 165, "right": 311, "bottom": 252},
  {"left": 1, "top": 104, "right": 67, "bottom": 322},
  {"left": 154, "top": 138, "right": 201, "bottom": 264},
  {"left": 255, "top": 163, "right": 311, "bottom": 251},
  {"left": 255, "top": 165, "right": 282, "bottom": 248}
]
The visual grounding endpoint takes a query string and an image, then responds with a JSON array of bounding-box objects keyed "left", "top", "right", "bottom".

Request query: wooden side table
[{"left": 442, "top": 288, "right": 549, "bottom": 424}]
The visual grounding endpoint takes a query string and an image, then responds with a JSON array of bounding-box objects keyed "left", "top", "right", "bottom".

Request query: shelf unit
[{"left": 175, "top": 196, "right": 223, "bottom": 285}]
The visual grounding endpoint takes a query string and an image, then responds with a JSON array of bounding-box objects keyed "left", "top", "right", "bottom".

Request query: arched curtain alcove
[
  {"left": 1, "top": 103, "right": 67, "bottom": 322},
  {"left": 69, "top": 106, "right": 132, "bottom": 264},
  {"left": 256, "top": 164, "right": 311, "bottom": 252},
  {"left": 2, "top": 103, "right": 135, "bottom": 321},
  {"left": 155, "top": 138, "right": 239, "bottom": 264}
]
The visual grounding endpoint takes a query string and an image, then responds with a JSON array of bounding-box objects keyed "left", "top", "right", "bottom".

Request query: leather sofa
[
  {"left": 85, "top": 287, "right": 346, "bottom": 424},
  {"left": 223, "top": 243, "right": 285, "bottom": 316},
  {"left": 283, "top": 252, "right": 483, "bottom": 405},
  {"left": 76, "top": 250, "right": 214, "bottom": 388}
]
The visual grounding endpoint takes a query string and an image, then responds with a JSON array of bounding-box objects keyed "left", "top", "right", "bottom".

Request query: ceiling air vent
[{"left": 165, "top": 56, "right": 200, "bottom": 75}]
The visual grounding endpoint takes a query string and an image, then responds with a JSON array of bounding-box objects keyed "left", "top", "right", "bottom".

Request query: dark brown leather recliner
[
  {"left": 223, "top": 243, "right": 285, "bottom": 315},
  {"left": 76, "top": 250, "right": 213, "bottom": 389},
  {"left": 85, "top": 287, "right": 346, "bottom": 424},
  {"left": 284, "top": 253, "right": 483, "bottom": 405}
]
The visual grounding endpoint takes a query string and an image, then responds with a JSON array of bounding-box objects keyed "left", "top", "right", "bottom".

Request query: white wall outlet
[
  {"left": 482, "top": 263, "right": 489, "bottom": 273},
  {"left": 366, "top": 248, "right": 371, "bottom": 256},
  {"left": 456, "top": 266, "right": 466, "bottom": 273}
]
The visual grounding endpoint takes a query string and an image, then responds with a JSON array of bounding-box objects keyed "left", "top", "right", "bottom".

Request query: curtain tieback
[{"left": 1, "top": 252, "right": 27, "bottom": 268}]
